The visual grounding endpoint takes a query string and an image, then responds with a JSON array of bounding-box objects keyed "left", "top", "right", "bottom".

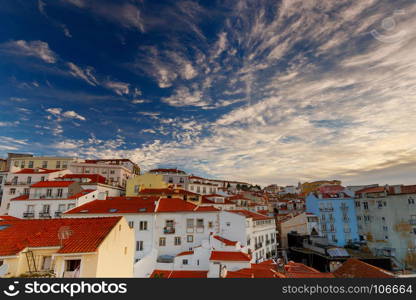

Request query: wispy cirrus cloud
[{"left": 0, "top": 40, "right": 57, "bottom": 63}]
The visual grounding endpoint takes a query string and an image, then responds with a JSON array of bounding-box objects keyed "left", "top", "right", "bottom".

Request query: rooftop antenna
[{"left": 58, "top": 226, "right": 73, "bottom": 247}]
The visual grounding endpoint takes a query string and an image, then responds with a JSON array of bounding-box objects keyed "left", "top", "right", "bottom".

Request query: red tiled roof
[
  {"left": 65, "top": 198, "right": 157, "bottom": 214},
  {"left": 14, "top": 168, "right": 61, "bottom": 174},
  {"left": 226, "top": 268, "right": 285, "bottom": 278},
  {"left": 58, "top": 174, "right": 107, "bottom": 184},
  {"left": 30, "top": 181, "right": 75, "bottom": 188},
  {"left": 201, "top": 197, "right": 235, "bottom": 205},
  {"left": 139, "top": 188, "right": 199, "bottom": 196},
  {"left": 0, "top": 215, "right": 20, "bottom": 221},
  {"left": 284, "top": 262, "right": 335, "bottom": 278},
  {"left": 227, "top": 210, "right": 273, "bottom": 221},
  {"left": 10, "top": 194, "right": 30, "bottom": 201},
  {"left": 156, "top": 198, "right": 218, "bottom": 213},
  {"left": 0, "top": 217, "right": 122, "bottom": 256},
  {"left": 210, "top": 251, "right": 251, "bottom": 262},
  {"left": 149, "top": 168, "right": 186, "bottom": 174},
  {"left": 151, "top": 270, "right": 208, "bottom": 278},
  {"left": 355, "top": 186, "right": 385, "bottom": 194},
  {"left": 107, "top": 196, "right": 159, "bottom": 201},
  {"left": 213, "top": 235, "right": 238, "bottom": 246},
  {"left": 176, "top": 251, "right": 194, "bottom": 257},
  {"left": 394, "top": 185, "right": 416, "bottom": 195},
  {"left": 333, "top": 258, "right": 394, "bottom": 278}
]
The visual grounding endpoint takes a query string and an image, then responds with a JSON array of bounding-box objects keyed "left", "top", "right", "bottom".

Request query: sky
[{"left": 0, "top": 0, "right": 416, "bottom": 186}]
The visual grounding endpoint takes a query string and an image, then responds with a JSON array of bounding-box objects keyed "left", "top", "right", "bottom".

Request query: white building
[
  {"left": 7, "top": 181, "right": 99, "bottom": 219},
  {"left": 279, "top": 212, "right": 320, "bottom": 248},
  {"left": 69, "top": 160, "right": 135, "bottom": 189},
  {"left": 57, "top": 173, "right": 124, "bottom": 197},
  {"left": 0, "top": 168, "right": 70, "bottom": 215}
]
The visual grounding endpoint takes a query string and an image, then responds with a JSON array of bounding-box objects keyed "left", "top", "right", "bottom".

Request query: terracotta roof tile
[
  {"left": 151, "top": 270, "right": 208, "bottom": 278},
  {"left": 213, "top": 235, "right": 238, "bottom": 246},
  {"left": 333, "top": 258, "right": 394, "bottom": 278},
  {"left": 65, "top": 198, "right": 158, "bottom": 214},
  {"left": 0, "top": 217, "right": 122, "bottom": 256},
  {"left": 30, "top": 181, "right": 75, "bottom": 188},
  {"left": 210, "top": 251, "right": 251, "bottom": 262}
]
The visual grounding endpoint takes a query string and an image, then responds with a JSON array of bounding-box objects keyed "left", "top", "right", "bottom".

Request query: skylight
[
  {"left": 0, "top": 225, "right": 10, "bottom": 231},
  {"left": 109, "top": 208, "right": 118, "bottom": 213}
]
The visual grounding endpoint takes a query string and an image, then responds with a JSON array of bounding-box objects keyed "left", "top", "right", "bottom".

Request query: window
[
  {"left": 20, "top": 161, "right": 25, "bottom": 168},
  {"left": 202, "top": 187, "right": 206, "bottom": 194},
  {"left": 159, "top": 237, "right": 166, "bottom": 246},
  {"left": 110, "top": 170, "right": 115, "bottom": 174},
  {"left": 14, "top": 160, "right": 19, "bottom": 167},
  {"left": 186, "top": 218, "right": 194, "bottom": 228},
  {"left": 57, "top": 189, "right": 63, "bottom": 198},
  {"left": 208, "top": 221, "right": 213, "bottom": 228},
  {"left": 46, "top": 189, "right": 52, "bottom": 197},
  {"left": 182, "top": 259, "right": 188, "bottom": 265},
  {"left": 174, "top": 237, "right": 181, "bottom": 245},
  {"left": 383, "top": 226, "right": 388, "bottom": 231},
  {"left": 128, "top": 221, "right": 134, "bottom": 229},
  {"left": 67, "top": 204, "right": 75, "bottom": 210},
  {"left": 179, "top": 177, "right": 184, "bottom": 183},
  {"left": 190, "top": 185, "right": 194, "bottom": 191},
  {"left": 355, "top": 201, "right": 360, "bottom": 208},
  {"left": 56, "top": 161, "right": 61, "bottom": 168},
  {"left": 226, "top": 222, "right": 231, "bottom": 227},
  {"left": 42, "top": 161, "right": 48, "bottom": 168},
  {"left": 41, "top": 256, "right": 52, "bottom": 270},
  {"left": 23, "top": 188, "right": 29, "bottom": 195},
  {"left": 10, "top": 188, "right": 16, "bottom": 195},
  {"left": 409, "top": 197, "right": 415, "bottom": 205},
  {"left": 321, "top": 214, "right": 326, "bottom": 221},
  {"left": 187, "top": 235, "right": 193, "bottom": 243},
  {"left": 41, "top": 176, "right": 45, "bottom": 181},
  {"left": 136, "top": 241, "right": 144, "bottom": 251},
  {"left": 58, "top": 204, "right": 66, "bottom": 212},
  {"left": 28, "top": 161, "right": 34, "bottom": 168},
  {"left": 134, "top": 185, "right": 139, "bottom": 193},
  {"left": 165, "top": 220, "right": 174, "bottom": 228},
  {"left": 168, "top": 177, "right": 173, "bottom": 183},
  {"left": 196, "top": 219, "right": 204, "bottom": 228},
  {"left": 139, "top": 221, "right": 147, "bottom": 230},
  {"left": 62, "top": 161, "right": 68, "bottom": 169},
  {"left": 363, "top": 202, "right": 369, "bottom": 210},
  {"left": 42, "top": 205, "right": 50, "bottom": 213},
  {"left": 26, "top": 205, "right": 34, "bottom": 212},
  {"left": 196, "top": 186, "right": 201, "bottom": 193},
  {"left": 27, "top": 176, "right": 32, "bottom": 184}
]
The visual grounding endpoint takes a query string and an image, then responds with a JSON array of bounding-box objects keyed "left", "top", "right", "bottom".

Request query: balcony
[
  {"left": 319, "top": 208, "right": 333, "bottom": 212},
  {"left": 163, "top": 227, "right": 175, "bottom": 234},
  {"left": 409, "top": 219, "right": 416, "bottom": 225},
  {"left": 39, "top": 212, "right": 51, "bottom": 219},
  {"left": 5, "top": 181, "right": 29, "bottom": 186},
  {"left": 23, "top": 212, "right": 35, "bottom": 218},
  {"left": 266, "top": 240, "right": 270, "bottom": 245},
  {"left": 255, "top": 242, "right": 263, "bottom": 250}
]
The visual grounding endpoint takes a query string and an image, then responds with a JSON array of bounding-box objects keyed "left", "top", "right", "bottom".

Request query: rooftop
[
  {"left": 65, "top": 198, "right": 159, "bottom": 214},
  {"left": 151, "top": 270, "right": 208, "bottom": 278},
  {"left": 14, "top": 168, "right": 61, "bottom": 174},
  {"left": 210, "top": 251, "right": 251, "bottom": 262},
  {"left": 0, "top": 217, "right": 122, "bottom": 256},
  {"left": 333, "top": 258, "right": 394, "bottom": 278},
  {"left": 30, "top": 181, "right": 75, "bottom": 188}
]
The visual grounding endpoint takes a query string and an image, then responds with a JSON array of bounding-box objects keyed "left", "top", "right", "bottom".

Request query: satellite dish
[{"left": 0, "top": 263, "right": 9, "bottom": 276}]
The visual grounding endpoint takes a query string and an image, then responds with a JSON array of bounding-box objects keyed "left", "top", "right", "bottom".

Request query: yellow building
[
  {"left": 0, "top": 216, "right": 134, "bottom": 278},
  {"left": 9, "top": 156, "right": 76, "bottom": 171},
  {"left": 300, "top": 180, "right": 341, "bottom": 196},
  {"left": 126, "top": 173, "right": 168, "bottom": 196},
  {"left": 0, "top": 159, "right": 7, "bottom": 171}
]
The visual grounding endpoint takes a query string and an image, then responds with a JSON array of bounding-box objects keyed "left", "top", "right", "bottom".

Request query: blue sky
[{"left": 1, "top": 0, "right": 416, "bottom": 186}]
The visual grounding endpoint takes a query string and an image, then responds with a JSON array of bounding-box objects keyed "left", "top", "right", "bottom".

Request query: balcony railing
[
  {"left": 255, "top": 242, "right": 263, "bottom": 250},
  {"left": 23, "top": 212, "right": 35, "bottom": 218},
  {"left": 409, "top": 220, "right": 416, "bottom": 225},
  {"left": 163, "top": 227, "right": 175, "bottom": 234},
  {"left": 4, "top": 181, "right": 30, "bottom": 186},
  {"left": 39, "top": 212, "right": 51, "bottom": 219},
  {"left": 319, "top": 208, "right": 334, "bottom": 212}
]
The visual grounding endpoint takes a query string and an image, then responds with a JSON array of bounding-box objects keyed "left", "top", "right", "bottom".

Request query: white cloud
[
  {"left": 46, "top": 107, "right": 86, "bottom": 121},
  {"left": 67, "top": 62, "right": 98, "bottom": 86},
  {"left": 104, "top": 81, "right": 130, "bottom": 96},
  {"left": 162, "top": 86, "right": 209, "bottom": 107},
  {"left": 0, "top": 40, "right": 57, "bottom": 63},
  {"left": 62, "top": 110, "right": 86, "bottom": 121}
]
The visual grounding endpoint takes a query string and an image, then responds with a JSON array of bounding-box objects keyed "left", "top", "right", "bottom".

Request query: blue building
[{"left": 306, "top": 186, "right": 359, "bottom": 247}]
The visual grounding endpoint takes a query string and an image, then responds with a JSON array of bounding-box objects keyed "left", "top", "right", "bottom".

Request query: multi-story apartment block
[
  {"left": 301, "top": 180, "right": 342, "bottom": 196},
  {"left": 7, "top": 181, "right": 99, "bottom": 219},
  {"left": 306, "top": 185, "right": 359, "bottom": 247},
  {"left": 83, "top": 159, "right": 140, "bottom": 175},
  {"left": 69, "top": 159, "right": 135, "bottom": 189},
  {"left": 8, "top": 156, "right": 75, "bottom": 172},
  {"left": 0, "top": 168, "right": 70, "bottom": 215},
  {"left": 355, "top": 185, "right": 416, "bottom": 270},
  {"left": 57, "top": 174, "right": 124, "bottom": 197},
  {"left": 279, "top": 212, "right": 320, "bottom": 248}
]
